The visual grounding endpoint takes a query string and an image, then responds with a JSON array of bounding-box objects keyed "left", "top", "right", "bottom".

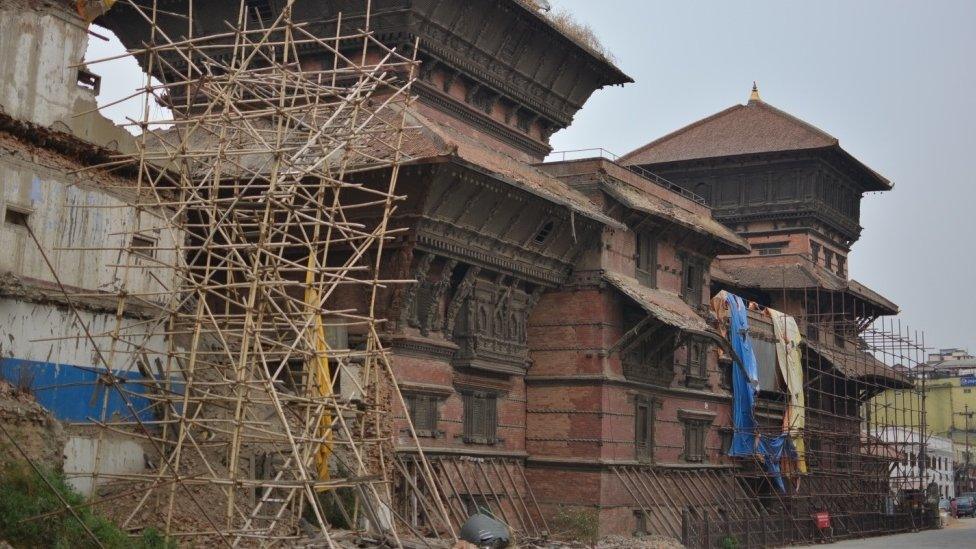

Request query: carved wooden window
[
  {"left": 682, "top": 419, "right": 711, "bottom": 463},
  {"left": 462, "top": 391, "right": 498, "bottom": 444},
  {"left": 755, "top": 241, "right": 787, "bottom": 257},
  {"left": 533, "top": 220, "right": 555, "bottom": 245},
  {"left": 635, "top": 232, "right": 657, "bottom": 287},
  {"left": 685, "top": 342, "right": 708, "bottom": 388},
  {"left": 836, "top": 256, "right": 846, "bottom": 277},
  {"left": 681, "top": 256, "right": 704, "bottom": 307},
  {"left": 719, "top": 427, "right": 733, "bottom": 456},
  {"left": 834, "top": 326, "right": 847, "bottom": 349},
  {"left": 622, "top": 335, "right": 675, "bottom": 384},
  {"left": 634, "top": 397, "right": 655, "bottom": 463},
  {"left": 404, "top": 393, "right": 440, "bottom": 438},
  {"left": 824, "top": 249, "right": 834, "bottom": 271},
  {"left": 811, "top": 242, "right": 821, "bottom": 265}
]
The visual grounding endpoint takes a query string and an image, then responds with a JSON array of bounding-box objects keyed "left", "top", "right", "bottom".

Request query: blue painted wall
[{"left": 0, "top": 358, "right": 180, "bottom": 423}]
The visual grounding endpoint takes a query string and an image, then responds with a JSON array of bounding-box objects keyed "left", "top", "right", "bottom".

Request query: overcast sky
[{"left": 86, "top": 0, "right": 975, "bottom": 356}]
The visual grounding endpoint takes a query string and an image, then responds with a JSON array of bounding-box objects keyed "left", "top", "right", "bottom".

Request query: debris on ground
[{"left": 0, "top": 380, "right": 65, "bottom": 470}]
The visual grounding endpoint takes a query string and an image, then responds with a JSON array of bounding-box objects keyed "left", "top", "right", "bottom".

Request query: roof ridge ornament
[{"left": 749, "top": 81, "right": 762, "bottom": 103}]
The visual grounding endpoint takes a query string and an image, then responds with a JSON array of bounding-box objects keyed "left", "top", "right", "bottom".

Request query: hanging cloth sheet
[{"left": 768, "top": 308, "right": 807, "bottom": 474}]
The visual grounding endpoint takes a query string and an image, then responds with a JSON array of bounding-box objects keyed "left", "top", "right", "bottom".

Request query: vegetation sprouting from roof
[{"left": 517, "top": 1, "right": 617, "bottom": 63}]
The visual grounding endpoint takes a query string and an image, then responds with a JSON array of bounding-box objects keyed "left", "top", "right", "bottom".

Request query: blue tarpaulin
[
  {"left": 724, "top": 292, "right": 796, "bottom": 493},
  {"left": 758, "top": 433, "right": 797, "bottom": 493},
  {"left": 726, "top": 293, "right": 759, "bottom": 456}
]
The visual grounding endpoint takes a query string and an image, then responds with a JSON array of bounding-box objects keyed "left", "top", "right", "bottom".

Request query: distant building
[
  {"left": 929, "top": 348, "right": 974, "bottom": 363},
  {"left": 917, "top": 348, "right": 976, "bottom": 379},
  {"left": 877, "top": 374, "right": 976, "bottom": 495},
  {"left": 873, "top": 428, "right": 954, "bottom": 499}
]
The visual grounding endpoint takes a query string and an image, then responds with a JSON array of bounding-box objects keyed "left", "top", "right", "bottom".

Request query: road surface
[{"left": 792, "top": 516, "right": 976, "bottom": 547}]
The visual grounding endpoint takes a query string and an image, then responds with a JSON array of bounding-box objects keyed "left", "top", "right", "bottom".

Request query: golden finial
[{"left": 749, "top": 81, "right": 761, "bottom": 103}]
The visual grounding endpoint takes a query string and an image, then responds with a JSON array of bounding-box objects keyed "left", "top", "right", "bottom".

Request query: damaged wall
[
  {"left": 0, "top": 0, "right": 134, "bottom": 150},
  {"left": 0, "top": 2, "right": 183, "bottom": 495}
]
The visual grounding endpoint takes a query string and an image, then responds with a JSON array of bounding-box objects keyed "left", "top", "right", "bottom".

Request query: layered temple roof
[
  {"left": 620, "top": 91, "right": 890, "bottom": 192},
  {"left": 142, "top": 103, "right": 620, "bottom": 227},
  {"left": 100, "top": 0, "right": 632, "bottom": 159},
  {"left": 712, "top": 258, "right": 899, "bottom": 316}
]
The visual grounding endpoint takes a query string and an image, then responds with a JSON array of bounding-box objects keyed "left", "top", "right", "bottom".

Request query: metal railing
[{"left": 547, "top": 148, "right": 709, "bottom": 206}]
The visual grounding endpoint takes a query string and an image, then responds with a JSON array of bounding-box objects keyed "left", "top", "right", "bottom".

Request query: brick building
[
  {"left": 2, "top": 0, "right": 925, "bottom": 543},
  {"left": 622, "top": 85, "right": 920, "bottom": 540}
]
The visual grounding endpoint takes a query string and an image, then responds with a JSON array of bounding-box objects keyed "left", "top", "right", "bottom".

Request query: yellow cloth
[
  {"left": 305, "top": 255, "right": 333, "bottom": 489},
  {"left": 768, "top": 308, "right": 807, "bottom": 473},
  {"left": 76, "top": 0, "right": 116, "bottom": 22}
]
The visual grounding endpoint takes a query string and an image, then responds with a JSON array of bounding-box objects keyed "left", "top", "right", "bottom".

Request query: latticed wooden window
[
  {"left": 462, "top": 391, "right": 498, "bottom": 444},
  {"left": 405, "top": 393, "right": 440, "bottom": 437},
  {"left": 686, "top": 341, "right": 708, "bottom": 387},
  {"left": 683, "top": 420, "right": 710, "bottom": 463},
  {"left": 634, "top": 398, "right": 655, "bottom": 463}
]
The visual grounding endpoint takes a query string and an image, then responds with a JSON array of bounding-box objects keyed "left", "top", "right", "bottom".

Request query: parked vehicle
[{"left": 954, "top": 495, "right": 975, "bottom": 517}]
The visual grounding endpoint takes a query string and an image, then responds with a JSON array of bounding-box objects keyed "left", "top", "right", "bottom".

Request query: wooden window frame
[
  {"left": 130, "top": 234, "right": 157, "bottom": 260},
  {"left": 634, "top": 396, "right": 657, "bottom": 463},
  {"left": 635, "top": 231, "right": 657, "bottom": 287},
  {"left": 685, "top": 341, "right": 708, "bottom": 389},
  {"left": 621, "top": 327, "right": 676, "bottom": 385},
  {"left": 718, "top": 357, "right": 733, "bottom": 391},
  {"left": 719, "top": 427, "right": 733, "bottom": 456},
  {"left": 680, "top": 254, "right": 705, "bottom": 307},
  {"left": 678, "top": 412, "right": 714, "bottom": 463},
  {"left": 682, "top": 420, "right": 709, "bottom": 463},
  {"left": 404, "top": 392, "right": 442, "bottom": 438},
  {"left": 462, "top": 390, "right": 498, "bottom": 445},
  {"left": 633, "top": 510, "right": 648, "bottom": 536}
]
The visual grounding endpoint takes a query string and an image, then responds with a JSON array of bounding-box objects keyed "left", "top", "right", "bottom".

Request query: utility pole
[{"left": 955, "top": 405, "right": 973, "bottom": 494}]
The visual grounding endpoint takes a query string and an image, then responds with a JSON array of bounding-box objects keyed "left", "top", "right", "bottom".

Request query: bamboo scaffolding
[{"left": 29, "top": 1, "right": 455, "bottom": 546}]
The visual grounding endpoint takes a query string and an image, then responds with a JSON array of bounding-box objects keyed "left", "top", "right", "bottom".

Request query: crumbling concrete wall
[
  {"left": 0, "top": 0, "right": 134, "bottom": 150},
  {"left": 0, "top": 139, "right": 178, "bottom": 299}
]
